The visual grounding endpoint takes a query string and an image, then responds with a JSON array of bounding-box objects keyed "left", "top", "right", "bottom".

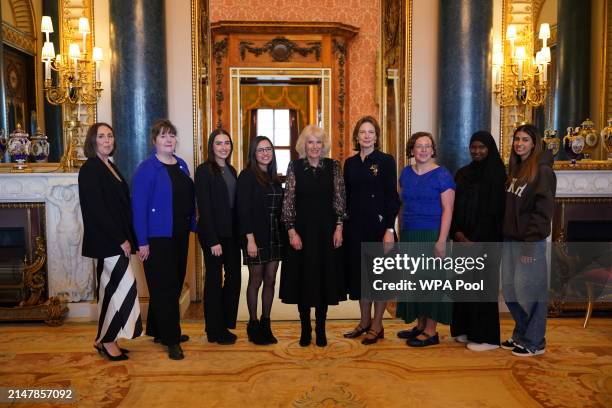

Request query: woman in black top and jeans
[
  {"left": 195, "top": 129, "right": 241, "bottom": 345},
  {"left": 237, "top": 136, "right": 284, "bottom": 345}
]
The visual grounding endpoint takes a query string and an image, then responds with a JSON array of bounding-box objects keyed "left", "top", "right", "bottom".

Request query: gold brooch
[{"left": 370, "top": 164, "right": 379, "bottom": 176}]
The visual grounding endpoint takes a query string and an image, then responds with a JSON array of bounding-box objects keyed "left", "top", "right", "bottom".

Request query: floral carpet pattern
[{"left": 0, "top": 318, "right": 610, "bottom": 407}]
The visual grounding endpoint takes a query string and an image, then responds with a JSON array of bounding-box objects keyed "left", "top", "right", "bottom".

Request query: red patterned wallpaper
[{"left": 211, "top": 0, "right": 381, "bottom": 131}]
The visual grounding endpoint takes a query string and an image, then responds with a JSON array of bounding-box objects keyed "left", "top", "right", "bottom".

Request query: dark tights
[
  {"left": 298, "top": 304, "right": 328, "bottom": 322},
  {"left": 247, "top": 261, "right": 279, "bottom": 320}
]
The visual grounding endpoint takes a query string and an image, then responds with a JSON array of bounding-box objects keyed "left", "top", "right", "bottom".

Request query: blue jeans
[{"left": 502, "top": 239, "right": 548, "bottom": 352}]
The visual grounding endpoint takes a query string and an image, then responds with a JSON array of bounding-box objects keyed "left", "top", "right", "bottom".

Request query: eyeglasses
[{"left": 256, "top": 146, "right": 273, "bottom": 153}]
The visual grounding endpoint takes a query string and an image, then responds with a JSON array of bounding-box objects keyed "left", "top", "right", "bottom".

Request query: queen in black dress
[
  {"left": 343, "top": 116, "right": 400, "bottom": 345},
  {"left": 280, "top": 125, "right": 346, "bottom": 347}
]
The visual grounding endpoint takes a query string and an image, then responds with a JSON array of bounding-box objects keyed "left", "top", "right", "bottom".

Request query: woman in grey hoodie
[{"left": 501, "top": 124, "right": 556, "bottom": 357}]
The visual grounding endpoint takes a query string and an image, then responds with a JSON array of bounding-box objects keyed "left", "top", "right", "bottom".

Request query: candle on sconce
[
  {"left": 535, "top": 51, "right": 544, "bottom": 83},
  {"left": 539, "top": 23, "right": 550, "bottom": 48},
  {"left": 506, "top": 25, "right": 517, "bottom": 58},
  {"left": 492, "top": 45, "right": 503, "bottom": 87},
  {"left": 41, "top": 16, "right": 54, "bottom": 42},
  {"left": 93, "top": 47, "right": 103, "bottom": 83},
  {"left": 78, "top": 17, "right": 90, "bottom": 55},
  {"left": 515, "top": 46, "right": 526, "bottom": 81},
  {"left": 41, "top": 42, "right": 55, "bottom": 81},
  {"left": 69, "top": 43, "right": 81, "bottom": 79}
]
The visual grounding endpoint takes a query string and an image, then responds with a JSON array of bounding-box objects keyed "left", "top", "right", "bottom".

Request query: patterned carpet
[{"left": 0, "top": 318, "right": 610, "bottom": 407}]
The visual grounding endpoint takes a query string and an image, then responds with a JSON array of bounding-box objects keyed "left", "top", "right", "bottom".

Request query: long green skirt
[{"left": 395, "top": 230, "right": 453, "bottom": 325}]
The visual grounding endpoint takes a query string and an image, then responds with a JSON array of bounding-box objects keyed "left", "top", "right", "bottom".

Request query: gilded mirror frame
[
  {"left": 1, "top": 0, "right": 97, "bottom": 172},
  {"left": 499, "top": 0, "right": 612, "bottom": 170}
]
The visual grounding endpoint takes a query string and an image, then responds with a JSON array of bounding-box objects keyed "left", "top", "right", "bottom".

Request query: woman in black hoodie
[{"left": 501, "top": 124, "right": 556, "bottom": 357}]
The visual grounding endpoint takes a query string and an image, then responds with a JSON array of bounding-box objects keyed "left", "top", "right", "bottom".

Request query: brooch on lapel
[{"left": 370, "top": 164, "right": 379, "bottom": 176}]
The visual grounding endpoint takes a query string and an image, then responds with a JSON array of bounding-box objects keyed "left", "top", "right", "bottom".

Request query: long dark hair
[
  {"left": 206, "top": 128, "right": 233, "bottom": 173},
  {"left": 246, "top": 136, "right": 280, "bottom": 186},
  {"left": 84, "top": 122, "right": 115, "bottom": 158},
  {"left": 508, "top": 124, "right": 544, "bottom": 185}
]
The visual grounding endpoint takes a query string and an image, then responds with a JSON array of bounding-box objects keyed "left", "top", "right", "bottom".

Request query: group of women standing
[{"left": 78, "top": 115, "right": 555, "bottom": 361}]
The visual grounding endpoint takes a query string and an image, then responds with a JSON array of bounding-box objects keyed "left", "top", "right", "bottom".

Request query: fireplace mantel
[
  {"left": 0, "top": 172, "right": 94, "bottom": 304},
  {"left": 555, "top": 169, "right": 612, "bottom": 198}
]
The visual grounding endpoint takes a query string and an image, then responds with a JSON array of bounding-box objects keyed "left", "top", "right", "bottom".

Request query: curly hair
[
  {"left": 295, "top": 125, "right": 330, "bottom": 158},
  {"left": 406, "top": 131, "right": 437, "bottom": 158}
]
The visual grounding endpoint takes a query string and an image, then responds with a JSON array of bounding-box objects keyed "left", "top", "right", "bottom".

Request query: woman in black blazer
[
  {"left": 237, "top": 136, "right": 284, "bottom": 345},
  {"left": 195, "top": 129, "right": 241, "bottom": 345},
  {"left": 78, "top": 122, "right": 142, "bottom": 361},
  {"left": 343, "top": 116, "right": 400, "bottom": 345}
]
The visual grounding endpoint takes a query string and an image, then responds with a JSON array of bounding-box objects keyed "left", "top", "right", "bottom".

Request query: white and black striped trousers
[{"left": 95, "top": 255, "right": 143, "bottom": 343}]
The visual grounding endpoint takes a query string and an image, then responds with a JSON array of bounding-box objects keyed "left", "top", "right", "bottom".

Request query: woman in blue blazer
[{"left": 132, "top": 119, "right": 195, "bottom": 360}]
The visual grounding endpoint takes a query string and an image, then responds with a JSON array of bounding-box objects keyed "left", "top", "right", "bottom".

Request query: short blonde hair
[{"left": 295, "top": 125, "right": 330, "bottom": 158}]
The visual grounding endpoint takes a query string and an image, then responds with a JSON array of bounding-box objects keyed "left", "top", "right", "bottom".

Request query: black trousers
[
  {"left": 201, "top": 236, "right": 242, "bottom": 335},
  {"left": 144, "top": 226, "right": 190, "bottom": 346}
]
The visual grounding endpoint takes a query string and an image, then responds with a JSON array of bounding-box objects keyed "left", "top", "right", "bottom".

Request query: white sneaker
[
  {"left": 467, "top": 342, "right": 500, "bottom": 351},
  {"left": 454, "top": 334, "right": 469, "bottom": 343}
]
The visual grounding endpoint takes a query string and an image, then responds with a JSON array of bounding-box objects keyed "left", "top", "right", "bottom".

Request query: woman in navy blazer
[
  {"left": 342, "top": 116, "right": 400, "bottom": 345},
  {"left": 132, "top": 119, "right": 195, "bottom": 360},
  {"left": 194, "top": 129, "right": 241, "bottom": 345}
]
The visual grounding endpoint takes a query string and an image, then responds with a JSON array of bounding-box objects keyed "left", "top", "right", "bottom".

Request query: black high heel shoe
[{"left": 94, "top": 343, "right": 129, "bottom": 361}]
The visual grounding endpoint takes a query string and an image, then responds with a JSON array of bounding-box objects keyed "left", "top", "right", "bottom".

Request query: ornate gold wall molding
[
  {"left": 333, "top": 39, "right": 346, "bottom": 161},
  {"left": 239, "top": 37, "right": 321, "bottom": 62},
  {"left": 212, "top": 37, "right": 228, "bottom": 129},
  {"left": 191, "top": 0, "right": 210, "bottom": 302},
  {"left": 1, "top": 23, "right": 36, "bottom": 54}
]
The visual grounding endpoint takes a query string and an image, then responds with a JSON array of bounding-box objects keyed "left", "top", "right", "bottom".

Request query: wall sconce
[
  {"left": 40, "top": 14, "right": 103, "bottom": 169},
  {"left": 40, "top": 16, "right": 103, "bottom": 107},
  {"left": 493, "top": 23, "right": 550, "bottom": 107}
]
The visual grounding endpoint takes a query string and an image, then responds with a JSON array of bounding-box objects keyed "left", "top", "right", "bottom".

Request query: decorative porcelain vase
[
  {"left": 563, "top": 126, "right": 584, "bottom": 160},
  {"left": 30, "top": 128, "right": 50, "bottom": 162},
  {"left": 580, "top": 118, "right": 599, "bottom": 150},
  {"left": 601, "top": 118, "right": 612, "bottom": 160},
  {"left": 542, "top": 129, "right": 560, "bottom": 157},
  {"left": 0, "top": 129, "right": 7, "bottom": 162},
  {"left": 8, "top": 125, "right": 31, "bottom": 169}
]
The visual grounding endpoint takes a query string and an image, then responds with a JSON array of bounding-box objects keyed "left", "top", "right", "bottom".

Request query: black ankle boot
[
  {"left": 299, "top": 318, "right": 312, "bottom": 347},
  {"left": 315, "top": 319, "right": 327, "bottom": 347},
  {"left": 247, "top": 320, "right": 259, "bottom": 342},
  {"left": 260, "top": 317, "right": 277, "bottom": 344},
  {"left": 247, "top": 319, "right": 269, "bottom": 345}
]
